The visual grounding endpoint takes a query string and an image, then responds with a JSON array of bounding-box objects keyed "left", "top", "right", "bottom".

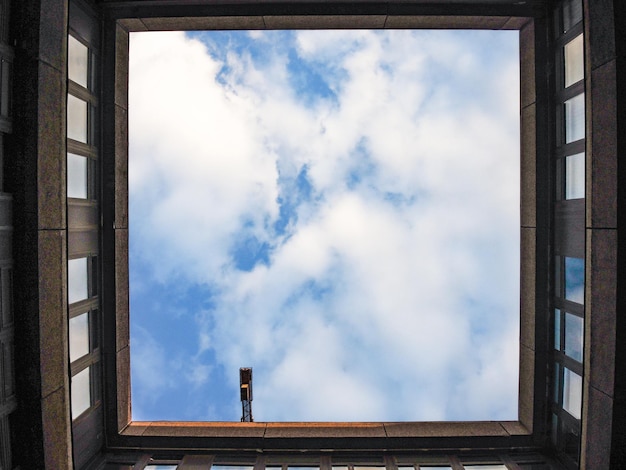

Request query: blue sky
[{"left": 128, "top": 29, "right": 520, "bottom": 422}]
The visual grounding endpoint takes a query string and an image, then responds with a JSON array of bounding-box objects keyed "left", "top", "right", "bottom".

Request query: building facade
[{"left": 0, "top": 0, "right": 624, "bottom": 468}]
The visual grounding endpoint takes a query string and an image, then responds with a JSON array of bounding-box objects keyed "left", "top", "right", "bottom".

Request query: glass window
[
  {"left": 562, "top": 0, "right": 583, "bottom": 33},
  {"left": 71, "top": 366, "right": 91, "bottom": 418},
  {"left": 563, "top": 367, "right": 582, "bottom": 419},
  {"left": 67, "top": 94, "right": 88, "bottom": 143},
  {"left": 212, "top": 467, "right": 253, "bottom": 470},
  {"left": 565, "top": 152, "right": 585, "bottom": 199},
  {"left": 68, "top": 35, "right": 89, "bottom": 88},
  {"left": 565, "top": 257, "right": 584, "bottom": 304},
  {"left": 554, "top": 363, "right": 560, "bottom": 403},
  {"left": 554, "top": 308, "right": 561, "bottom": 350},
  {"left": 0, "top": 58, "right": 11, "bottom": 118},
  {"left": 464, "top": 466, "right": 507, "bottom": 470},
  {"left": 69, "top": 312, "right": 90, "bottom": 362},
  {"left": 68, "top": 257, "right": 89, "bottom": 304},
  {"left": 564, "top": 34, "right": 584, "bottom": 87},
  {"left": 67, "top": 153, "right": 88, "bottom": 198},
  {"left": 564, "top": 93, "right": 585, "bottom": 143},
  {"left": 565, "top": 312, "right": 583, "bottom": 362}
]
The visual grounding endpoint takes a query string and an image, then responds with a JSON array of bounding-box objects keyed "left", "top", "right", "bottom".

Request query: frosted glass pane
[
  {"left": 67, "top": 94, "right": 88, "bottom": 143},
  {"left": 563, "top": 368, "right": 582, "bottom": 419},
  {"left": 68, "top": 35, "right": 88, "bottom": 88},
  {"left": 554, "top": 308, "right": 561, "bottom": 350},
  {"left": 69, "top": 313, "right": 89, "bottom": 362},
  {"left": 565, "top": 152, "right": 585, "bottom": 199},
  {"left": 565, "top": 312, "right": 583, "bottom": 362},
  {"left": 564, "top": 93, "right": 585, "bottom": 143},
  {"left": 564, "top": 34, "right": 584, "bottom": 87},
  {"left": 68, "top": 257, "right": 88, "bottom": 304},
  {"left": 67, "top": 153, "right": 87, "bottom": 198},
  {"left": 71, "top": 367, "right": 91, "bottom": 418},
  {"left": 565, "top": 257, "right": 584, "bottom": 304}
]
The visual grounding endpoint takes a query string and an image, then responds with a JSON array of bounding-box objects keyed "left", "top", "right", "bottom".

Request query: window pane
[
  {"left": 464, "top": 467, "right": 507, "bottom": 470},
  {"left": 564, "top": 34, "right": 584, "bottom": 87},
  {"left": 554, "top": 308, "right": 561, "bottom": 350},
  {"left": 565, "top": 312, "right": 583, "bottom": 362},
  {"left": 564, "top": 93, "right": 585, "bottom": 143},
  {"left": 565, "top": 257, "right": 584, "bottom": 304},
  {"left": 0, "top": 59, "right": 11, "bottom": 118},
  {"left": 69, "top": 312, "right": 89, "bottom": 362},
  {"left": 563, "top": 0, "right": 583, "bottom": 33},
  {"left": 563, "top": 367, "right": 582, "bottom": 419},
  {"left": 68, "top": 35, "right": 89, "bottom": 88},
  {"left": 554, "top": 363, "right": 560, "bottom": 403},
  {"left": 67, "top": 153, "right": 88, "bottom": 198},
  {"left": 67, "top": 94, "right": 88, "bottom": 143},
  {"left": 68, "top": 257, "right": 89, "bottom": 304},
  {"left": 145, "top": 467, "right": 178, "bottom": 470},
  {"left": 71, "top": 367, "right": 91, "bottom": 418},
  {"left": 565, "top": 152, "right": 585, "bottom": 199},
  {"left": 212, "top": 467, "right": 253, "bottom": 470}
]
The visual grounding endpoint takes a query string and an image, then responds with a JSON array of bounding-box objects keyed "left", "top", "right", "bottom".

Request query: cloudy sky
[{"left": 128, "top": 29, "right": 520, "bottom": 422}]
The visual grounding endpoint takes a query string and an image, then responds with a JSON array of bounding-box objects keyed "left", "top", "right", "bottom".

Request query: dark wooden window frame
[{"left": 99, "top": 1, "right": 552, "bottom": 455}]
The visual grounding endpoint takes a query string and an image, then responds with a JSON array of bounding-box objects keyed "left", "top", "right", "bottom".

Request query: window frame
[{"left": 99, "top": 3, "right": 549, "bottom": 453}]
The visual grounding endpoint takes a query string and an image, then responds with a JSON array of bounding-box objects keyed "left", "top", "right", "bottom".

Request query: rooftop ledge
[{"left": 122, "top": 421, "right": 531, "bottom": 438}]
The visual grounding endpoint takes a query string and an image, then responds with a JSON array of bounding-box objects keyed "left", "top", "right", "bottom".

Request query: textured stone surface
[
  {"left": 518, "top": 344, "right": 534, "bottom": 430},
  {"left": 115, "top": 229, "right": 129, "bottom": 352},
  {"left": 264, "top": 15, "right": 386, "bottom": 29},
  {"left": 586, "top": 229, "right": 616, "bottom": 396},
  {"left": 385, "top": 421, "right": 508, "bottom": 437},
  {"left": 520, "top": 20, "right": 535, "bottom": 109},
  {"left": 520, "top": 227, "right": 536, "bottom": 351},
  {"left": 42, "top": 386, "right": 72, "bottom": 470},
  {"left": 38, "top": 230, "right": 67, "bottom": 399},
  {"left": 588, "top": 59, "right": 617, "bottom": 229},
  {"left": 37, "top": 62, "right": 66, "bottom": 230},
  {"left": 115, "top": 25, "right": 129, "bottom": 110},
  {"left": 142, "top": 16, "right": 265, "bottom": 31},
  {"left": 521, "top": 103, "right": 536, "bottom": 228},
  {"left": 581, "top": 384, "right": 612, "bottom": 469},
  {"left": 117, "top": 346, "right": 131, "bottom": 431},
  {"left": 115, "top": 104, "right": 128, "bottom": 230},
  {"left": 385, "top": 15, "right": 509, "bottom": 29}
]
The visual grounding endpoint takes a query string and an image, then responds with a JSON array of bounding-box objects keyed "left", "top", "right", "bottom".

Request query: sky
[{"left": 128, "top": 29, "right": 520, "bottom": 422}]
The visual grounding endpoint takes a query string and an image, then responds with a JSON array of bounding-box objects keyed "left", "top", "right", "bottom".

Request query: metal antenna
[{"left": 240, "top": 367, "right": 253, "bottom": 422}]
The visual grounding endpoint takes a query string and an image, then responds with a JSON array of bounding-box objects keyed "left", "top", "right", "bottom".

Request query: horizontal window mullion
[
  {"left": 555, "top": 139, "right": 585, "bottom": 158},
  {"left": 68, "top": 229, "right": 99, "bottom": 259},
  {"left": 554, "top": 22, "right": 584, "bottom": 47},
  {"left": 556, "top": 82, "right": 584, "bottom": 103},
  {"left": 67, "top": 138, "right": 98, "bottom": 159},
  {"left": 69, "top": 296, "right": 99, "bottom": 318},
  {"left": 70, "top": 351, "right": 100, "bottom": 376},
  {"left": 68, "top": 81, "right": 99, "bottom": 106},
  {"left": 553, "top": 298, "right": 584, "bottom": 316},
  {"left": 554, "top": 351, "right": 583, "bottom": 375}
]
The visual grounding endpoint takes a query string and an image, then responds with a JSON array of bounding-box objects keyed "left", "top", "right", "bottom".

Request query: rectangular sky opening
[{"left": 128, "top": 29, "right": 520, "bottom": 422}]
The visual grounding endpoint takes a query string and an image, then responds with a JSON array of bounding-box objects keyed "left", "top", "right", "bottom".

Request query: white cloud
[{"left": 129, "top": 29, "right": 520, "bottom": 422}]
